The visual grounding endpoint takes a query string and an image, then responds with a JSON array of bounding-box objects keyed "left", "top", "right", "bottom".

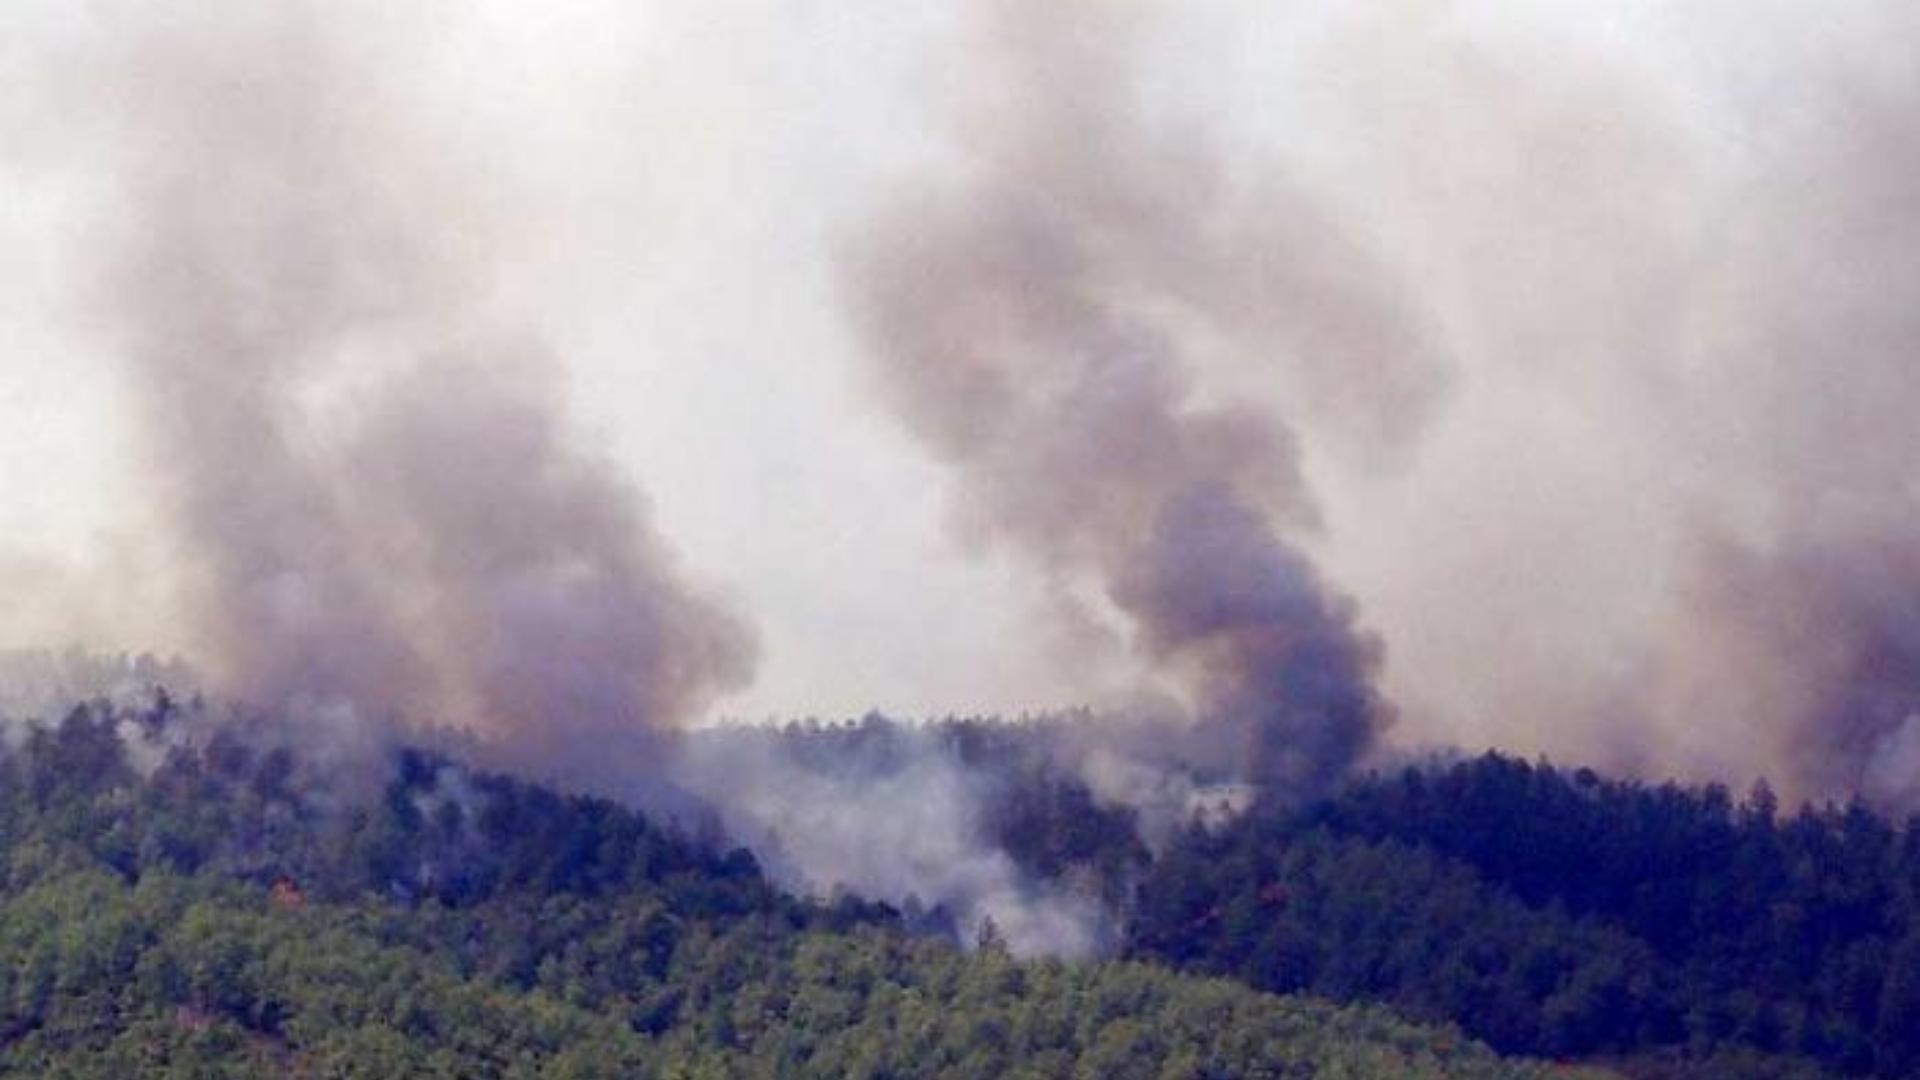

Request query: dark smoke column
[
  {"left": 846, "top": 4, "right": 1400, "bottom": 797},
  {"left": 91, "top": 9, "right": 755, "bottom": 779}
]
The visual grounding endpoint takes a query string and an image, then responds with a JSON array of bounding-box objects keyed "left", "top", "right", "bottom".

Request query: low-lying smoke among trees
[{"left": 4, "top": 0, "right": 1920, "bottom": 957}]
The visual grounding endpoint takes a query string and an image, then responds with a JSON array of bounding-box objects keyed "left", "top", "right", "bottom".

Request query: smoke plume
[
  {"left": 1651, "top": 63, "right": 1920, "bottom": 808},
  {"left": 74, "top": 7, "right": 754, "bottom": 777},
  {"left": 7, "top": 0, "right": 1920, "bottom": 936},
  {"left": 840, "top": 0, "right": 1920, "bottom": 812},
  {"left": 1281, "top": 3, "right": 1920, "bottom": 808},
  {"left": 845, "top": 3, "right": 1438, "bottom": 800}
]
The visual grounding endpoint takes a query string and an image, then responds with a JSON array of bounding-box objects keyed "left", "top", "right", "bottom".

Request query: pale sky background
[{"left": 2, "top": 1, "right": 1915, "bottom": 790}]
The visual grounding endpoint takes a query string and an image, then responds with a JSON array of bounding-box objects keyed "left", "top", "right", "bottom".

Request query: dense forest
[
  {"left": 4, "top": 695, "right": 1918, "bottom": 1077},
  {"left": 0, "top": 698, "right": 1586, "bottom": 1078},
  {"left": 1131, "top": 758, "right": 1920, "bottom": 1079},
  {"left": 729, "top": 715, "right": 1920, "bottom": 1079}
]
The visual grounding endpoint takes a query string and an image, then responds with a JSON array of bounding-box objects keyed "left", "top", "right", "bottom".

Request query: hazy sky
[
  {"left": 0, "top": 1, "right": 1067, "bottom": 720},
  {"left": 4, "top": 1, "right": 1916, "bottom": 799}
]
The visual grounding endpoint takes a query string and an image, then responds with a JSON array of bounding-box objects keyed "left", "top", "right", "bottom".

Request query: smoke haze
[
  {"left": 846, "top": 3, "right": 1410, "bottom": 799},
  {"left": 18, "top": 5, "right": 755, "bottom": 779},
  {"left": 3, "top": 0, "right": 1920, "bottom": 946},
  {"left": 1280, "top": 2, "right": 1920, "bottom": 806}
]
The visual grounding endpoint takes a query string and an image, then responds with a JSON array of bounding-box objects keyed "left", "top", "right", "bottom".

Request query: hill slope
[
  {"left": 0, "top": 701, "right": 1573, "bottom": 1079},
  {"left": 1130, "top": 754, "right": 1920, "bottom": 1079}
]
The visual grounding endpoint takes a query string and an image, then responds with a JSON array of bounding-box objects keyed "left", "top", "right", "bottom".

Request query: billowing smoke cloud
[
  {"left": 1652, "top": 57, "right": 1920, "bottom": 807},
  {"left": 839, "top": 0, "right": 1920, "bottom": 813},
  {"left": 67, "top": 6, "right": 754, "bottom": 778},
  {"left": 845, "top": 2, "right": 1440, "bottom": 800},
  {"left": 6, "top": 0, "right": 1920, "bottom": 942},
  {"left": 1276, "top": 3, "right": 1920, "bottom": 809}
]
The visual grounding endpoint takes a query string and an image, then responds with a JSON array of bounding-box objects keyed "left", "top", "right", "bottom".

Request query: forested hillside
[
  {"left": 1131, "top": 755, "right": 1920, "bottom": 1079},
  {"left": 9, "top": 697, "right": 1919, "bottom": 1078},
  {"left": 743, "top": 716, "right": 1920, "bottom": 1079},
  {"left": 0, "top": 701, "right": 1578, "bottom": 1079}
]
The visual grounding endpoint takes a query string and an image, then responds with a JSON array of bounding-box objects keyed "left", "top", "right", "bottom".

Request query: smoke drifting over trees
[{"left": 3, "top": 0, "right": 1920, "bottom": 951}]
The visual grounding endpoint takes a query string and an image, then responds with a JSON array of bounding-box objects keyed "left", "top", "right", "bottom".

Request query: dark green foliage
[
  {"left": 0, "top": 704, "right": 1565, "bottom": 1079},
  {"left": 1132, "top": 825, "right": 1676, "bottom": 1056},
  {"left": 0, "top": 866, "right": 1572, "bottom": 1078},
  {"left": 0, "top": 703, "right": 796, "bottom": 924},
  {"left": 1130, "top": 753, "right": 1920, "bottom": 1079}
]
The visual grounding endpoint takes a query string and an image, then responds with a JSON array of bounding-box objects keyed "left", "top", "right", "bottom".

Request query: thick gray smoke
[
  {"left": 1284, "top": 4, "right": 1920, "bottom": 809},
  {"left": 1652, "top": 63, "right": 1920, "bottom": 808},
  {"left": 846, "top": 3, "right": 1437, "bottom": 801},
  {"left": 8, "top": 0, "right": 1920, "bottom": 953},
  {"left": 74, "top": 8, "right": 754, "bottom": 778},
  {"left": 846, "top": 1, "right": 1920, "bottom": 813}
]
